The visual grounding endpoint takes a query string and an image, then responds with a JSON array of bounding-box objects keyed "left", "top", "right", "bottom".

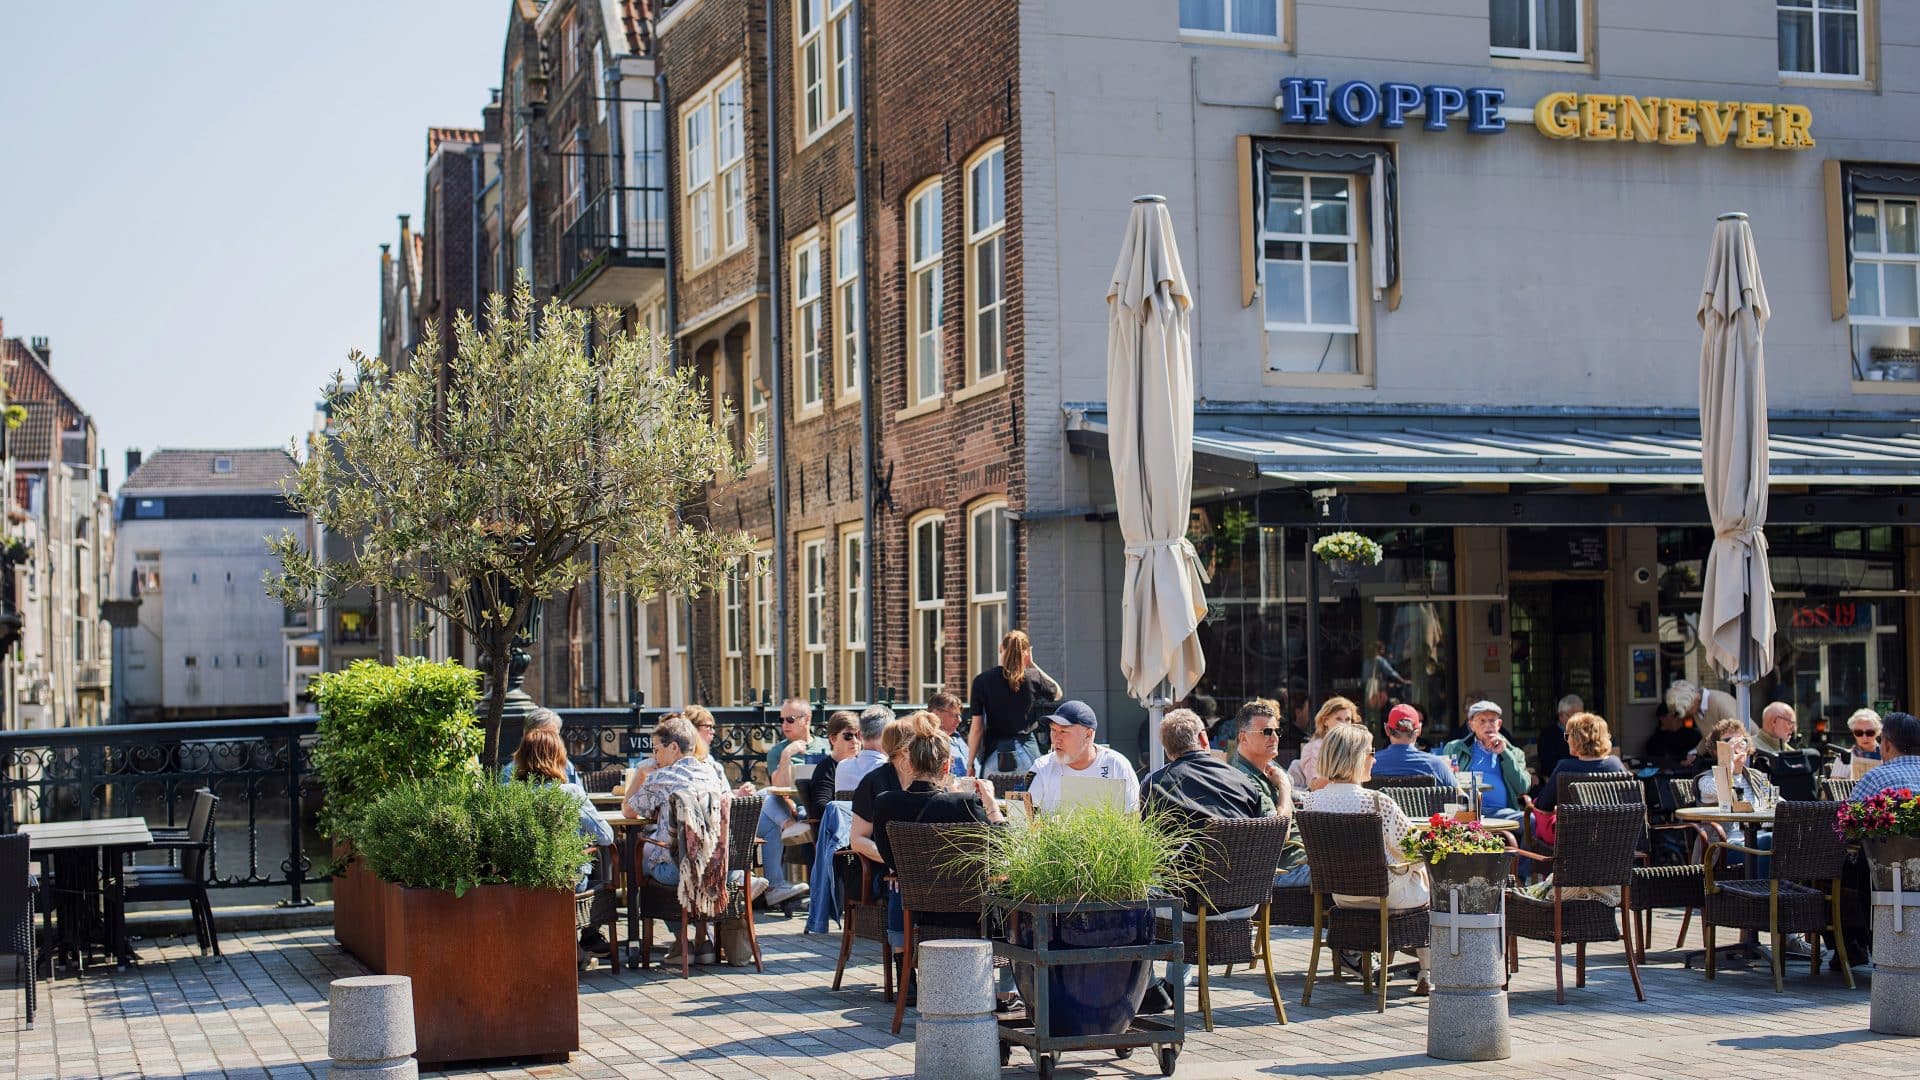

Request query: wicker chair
[
  {"left": 1157, "top": 816, "right": 1290, "bottom": 1031},
  {"left": 981, "top": 770, "right": 1032, "bottom": 794},
  {"left": 580, "top": 766, "right": 625, "bottom": 794},
  {"left": 719, "top": 794, "right": 766, "bottom": 970},
  {"left": 1505, "top": 802, "right": 1645, "bottom": 1005},
  {"left": 635, "top": 791, "right": 734, "bottom": 977},
  {"left": 1572, "top": 780, "right": 1706, "bottom": 962},
  {"left": 124, "top": 788, "right": 222, "bottom": 957},
  {"left": 1, "top": 834, "right": 36, "bottom": 1029},
  {"left": 886, "top": 822, "right": 997, "bottom": 1034},
  {"left": 1364, "top": 775, "right": 1446, "bottom": 790},
  {"left": 574, "top": 869, "right": 621, "bottom": 973},
  {"left": 1703, "top": 800, "right": 1854, "bottom": 993},
  {"left": 1378, "top": 785, "right": 1453, "bottom": 820},
  {"left": 1294, "top": 810, "right": 1431, "bottom": 1013},
  {"left": 1823, "top": 777, "right": 1857, "bottom": 801},
  {"left": 830, "top": 849, "right": 893, "bottom": 1000}
]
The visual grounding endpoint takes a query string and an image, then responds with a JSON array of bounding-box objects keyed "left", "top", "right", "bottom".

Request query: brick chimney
[
  {"left": 27, "top": 336, "right": 48, "bottom": 366},
  {"left": 126, "top": 448, "right": 142, "bottom": 480}
]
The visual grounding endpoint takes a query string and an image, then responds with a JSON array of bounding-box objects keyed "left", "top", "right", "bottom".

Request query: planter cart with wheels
[{"left": 986, "top": 895, "right": 1188, "bottom": 1077}]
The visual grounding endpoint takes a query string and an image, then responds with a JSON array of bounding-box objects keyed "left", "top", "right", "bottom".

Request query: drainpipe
[
  {"left": 654, "top": 66, "right": 696, "bottom": 703},
  {"left": 850, "top": 0, "right": 875, "bottom": 699},
  {"left": 764, "top": 0, "right": 791, "bottom": 700}
]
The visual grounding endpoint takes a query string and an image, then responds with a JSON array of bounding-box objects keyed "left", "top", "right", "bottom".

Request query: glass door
[{"left": 1507, "top": 580, "right": 1606, "bottom": 741}]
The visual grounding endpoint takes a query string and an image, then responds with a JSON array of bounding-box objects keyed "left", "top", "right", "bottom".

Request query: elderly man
[
  {"left": 1752, "top": 701, "right": 1822, "bottom": 801},
  {"left": 1226, "top": 699, "right": 1309, "bottom": 888},
  {"left": 929, "top": 691, "right": 970, "bottom": 777},
  {"left": 1141, "top": 709, "right": 1268, "bottom": 821},
  {"left": 1855, "top": 711, "right": 1920, "bottom": 800},
  {"left": 833, "top": 705, "right": 894, "bottom": 797},
  {"left": 1668, "top": 679, "right": 1740, "bottom": 740},
  {"left": 1026, "top": 701, "right": 1140, "bottom": 814},
  {"left": 1372, "top": 704, "right": 1455, "bottom": 784},
  {"left": 1441, "top": 701, "right": 1529, "bottom": 821},
  {"left": 748, "top": 698, "right": 827, "bottom": 908},
  {"left": 1532, "top": 694, "right": 1582, "bottom": 789},
  {"left": 499, "top": 708, "right": 580, "bottom": 784}
]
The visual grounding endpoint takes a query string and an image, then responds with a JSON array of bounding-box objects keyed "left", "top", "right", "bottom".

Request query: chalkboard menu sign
[{"left": 1509, "top": 527, "right": 1608, "bottom": 572}]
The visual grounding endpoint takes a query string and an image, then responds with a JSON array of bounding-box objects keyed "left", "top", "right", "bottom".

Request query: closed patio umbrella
[
  {"left": 1697, "top": 212, "right": 1775, "bottom": 730},
  {"left": 1108, "top": 195, "right": 1208, "bottom": 769}
]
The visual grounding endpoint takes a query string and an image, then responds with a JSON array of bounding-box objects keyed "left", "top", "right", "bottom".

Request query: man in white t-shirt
[{"left": 1027, "top": 700, "right": 1140, "bottom": 814}]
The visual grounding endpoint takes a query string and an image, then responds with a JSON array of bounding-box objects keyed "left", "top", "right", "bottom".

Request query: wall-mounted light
[{"left": 1486, "top": 602, "right": 1504, "bottom": 637}]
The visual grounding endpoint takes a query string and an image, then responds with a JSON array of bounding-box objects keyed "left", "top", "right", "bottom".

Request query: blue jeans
[
  {"left": 1485, "top": 807, "right": 1524, "bottom": 822},
  {"left": 648, "top": 860, "right": 681, "bottom": 887},
  {"left": 977, "top": 735, "right": 1038, "bottom": 779},
  {"left": 757, "top": 797, "right": 794, "bottom": 890}
]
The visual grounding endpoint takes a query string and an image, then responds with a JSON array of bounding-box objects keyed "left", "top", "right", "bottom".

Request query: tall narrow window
[
  {"left": 841, "top": 527, "right": 866, "bottom": 700},
  {"left": 833, "top": 205, "right": 861, "bottom": 401},
  {"left": 630, "top": 103, "right": 667, "bottom": 251},
  {"left": 751, "top": 547, "right": 775, "bottom": 695},
  {"left": 561, "top": 137, "right": 586, "bottom": 222},
  {"left": 682, "top": 68, "right": 745, "bottom": 269},
  {"left": 908, "top": 180, "right": 945, "bottom": 405},
  {"left": 794, "top": 237, "right": 824, "bottom": 410},
  {"left": 967, "top": 502, "right": 1008, "bottom": 677},
  {"left": 1262, "top": 171, "right": 1358, "bottom": 371},
  {"left": 910, "top": 513, "right": 946, "bottom": 702},
  {"left": 722, "top": 565, "right": 746, "bottom": 703},
  {"left": 744, "top": 351, "right": 769, "bottom": 463},
  {"left": 965, "top": 144, "right": 1007, "bottom": 384},
  {"left": 1850, "top": 193, "right": 1920, "bottom": 382},
  {"left": 830, "top": 0, "right": 854, "bottom": 117},
  {"left": 683, "top": 100, "right": 715, "bottom": 265},
  {"left": 798, "top": 0, "right": 826, "bottom": 136},
  {"left": 716, "top": 76, "right": 748, "bottom": 252},
  {"left": 1490, "top": 0, "right": 1581, "bottom": 61},
  {"left": 1778, "top": 0, "right": 1863, "bottom": 78},
  {"left": 801, "top": 537, "right": 829, "bottom": 693}
]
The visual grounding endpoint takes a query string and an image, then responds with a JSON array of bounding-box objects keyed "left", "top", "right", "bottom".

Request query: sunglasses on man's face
[
  {"left": 835, "top": 731, "right": 858, "bottom": 741},
  {"left": 1255, "top": 727, "right": 1282, "bottom": 736}
]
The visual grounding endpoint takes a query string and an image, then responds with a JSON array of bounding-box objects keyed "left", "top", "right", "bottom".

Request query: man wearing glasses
[
  {"left": 751, "top": 698, "right": 827, "bottom": 909},
  {"left": 1228, "top": 699, "right": 1309, "bottom": 887}
]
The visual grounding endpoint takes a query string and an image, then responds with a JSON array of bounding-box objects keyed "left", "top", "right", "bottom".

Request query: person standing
[
  {"left": 1440, "top": 701, "right": 1530, "bottom": 821},
  {"left": 1025, "top": 701, "right": 1140, "bottom": 814},
  {"left": 1668, "top": 679, "right": 1740, "bottom": 748},
  {"left": 967, "top": 630, "right": 1062, "bottom": 776}
]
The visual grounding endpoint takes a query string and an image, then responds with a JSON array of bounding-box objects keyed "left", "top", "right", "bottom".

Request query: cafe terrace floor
[{"left": 0, "top": 907, "right": 1899, "bottom": 1079}]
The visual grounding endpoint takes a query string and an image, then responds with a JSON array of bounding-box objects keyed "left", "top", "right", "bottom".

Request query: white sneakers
[
  {"left": 765, "top": 882, "right": 810, "bottom": 907},
  {"left": 780, "top": 821, "right": 814, "bottom": 844}
]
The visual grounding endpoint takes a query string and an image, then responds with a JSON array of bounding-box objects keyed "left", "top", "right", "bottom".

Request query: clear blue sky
[{"left": 0, "top": 3, "right": 504, "bottom": 490}]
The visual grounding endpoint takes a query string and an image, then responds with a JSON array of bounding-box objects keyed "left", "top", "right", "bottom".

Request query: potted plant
[
  {"left": 354, "top": 776, "right": 589, "bottom": 1066},
  {"left": 1838, "top": 789, "right": 1920, "bottom": 1036},
  {"left": 976, "top": 805, "right": 1196, "bottom": 1037},
  {"left": 311, "top": 657, "right": 483, "bottom": 968},
  {"left": 1402, "top": 815, "right": 1510, "bottom": 889},
  {"left": 1839, "top": 788, "right": 1920, "bottom": 889},
  {"left": 1312, "top": 531, "right": 1384, "bottom": 580}
]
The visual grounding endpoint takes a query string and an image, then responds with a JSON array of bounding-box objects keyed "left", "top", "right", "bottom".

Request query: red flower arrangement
[
  {"left": 1400, "top": 814, "right": 1507, "bottom": 864},
  {"left": 1837, "top": 788, "right": 1920, "bottom": 842}
]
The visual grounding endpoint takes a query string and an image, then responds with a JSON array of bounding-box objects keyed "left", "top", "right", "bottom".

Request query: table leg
[{"left": 623, "top": 830, "right": 641, "bottom": 964}]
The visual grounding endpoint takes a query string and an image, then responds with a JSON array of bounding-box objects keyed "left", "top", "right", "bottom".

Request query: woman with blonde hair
[
  {"left": 1291, "top": 695, "right": 1362, "bottom": 791},
  {"left": 1534, "top": 712, "right": 1628, "bottom": 811},
  {"left": 1299, "top": 722, "right": 1432, "bottom": 994},
  {"left": 967, "top": 629, "right": 1062, "bottom": 776}
]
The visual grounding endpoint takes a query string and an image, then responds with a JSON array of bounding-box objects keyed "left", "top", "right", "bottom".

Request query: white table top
[
  {"left": 596, "top": 808, "right": 652, "bottom": 828},
  {"left": 21, "top": 817, "right": 154, "bottom": 850},
  {"left": 1673, "top": 805, "right": 1777, "bottom": 825}
]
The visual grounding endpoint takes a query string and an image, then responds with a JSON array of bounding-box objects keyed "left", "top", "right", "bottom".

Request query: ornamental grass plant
[
  {"left": 972, "top": 805, "right": 1200, "bottom": 906},
  {"left": 356, "top": 776, "right": 588, "bottom": 895}
]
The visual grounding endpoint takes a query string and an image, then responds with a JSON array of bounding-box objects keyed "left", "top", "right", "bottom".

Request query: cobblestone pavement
[{"left": 0, "top": 908, "right": 1903, "bottom": 1079}]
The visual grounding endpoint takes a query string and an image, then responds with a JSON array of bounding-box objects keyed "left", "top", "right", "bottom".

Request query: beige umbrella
[
  {"left": 1697, "top": 211, "right": 1775, "bottom": 730},
  {"left": 1108, "top": 195, "right": 1207, "bottom": 769}
]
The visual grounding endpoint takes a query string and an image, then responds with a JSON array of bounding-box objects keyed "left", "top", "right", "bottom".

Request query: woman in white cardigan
[{"left": 1300, "top": 721, "right": 1432, "bottom": 993}]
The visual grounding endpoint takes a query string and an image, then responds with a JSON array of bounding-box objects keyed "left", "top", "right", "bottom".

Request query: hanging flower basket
[{"left": 1313, "top": 531, "right": 1382, "bottom": 579}]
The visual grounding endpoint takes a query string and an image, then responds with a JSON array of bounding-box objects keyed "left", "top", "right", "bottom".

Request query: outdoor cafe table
[
  {"left": 596, "top": 809, "right": 653, "bottom": 955},
  {"left": 21, "top": 817, "right": 153, "bottom": 970},
  {"left": 1673, "top": 804, "right": 1777, "bottom": 968}
]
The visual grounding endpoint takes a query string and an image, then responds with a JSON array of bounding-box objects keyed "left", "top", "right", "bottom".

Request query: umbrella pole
[
  {"left": 1734, "top": 603, "right": 1755, "bottom": 732},
  {"left": 1147, "top": 681, "right": 1169, "bottom": 772},
  {"left": 1306, "top": 527, "right": 1321, "bottom": 704}
]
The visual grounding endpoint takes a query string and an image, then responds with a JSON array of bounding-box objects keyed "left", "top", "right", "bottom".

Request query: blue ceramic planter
[{"left": 1012, "top": 905, "right": 1155, "bottom": 1037}]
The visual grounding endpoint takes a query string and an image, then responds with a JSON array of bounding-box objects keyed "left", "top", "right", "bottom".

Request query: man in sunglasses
[
  {"left": 1227, "top": 699, "right": 1309, "bottom": 886},
  {"left": 752, "top": 698, "right": 828, "bottom": 908}
]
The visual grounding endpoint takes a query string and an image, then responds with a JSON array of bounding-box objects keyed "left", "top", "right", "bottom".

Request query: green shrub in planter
[
  {"left": 356, "top": 777, "right": 587, "bottom": 895},
  {"left": 312, "top": 658, "right": 483, "bottom": 852}
]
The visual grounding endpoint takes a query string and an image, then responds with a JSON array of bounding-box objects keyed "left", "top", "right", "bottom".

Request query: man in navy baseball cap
[{"left": 1027, "top": 700, "right": 1140, "bottom": 813}]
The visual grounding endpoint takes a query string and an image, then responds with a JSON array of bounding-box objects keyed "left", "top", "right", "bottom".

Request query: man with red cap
[{"left": 1371, "top": 704, "right": 1456, "bottom": 784}]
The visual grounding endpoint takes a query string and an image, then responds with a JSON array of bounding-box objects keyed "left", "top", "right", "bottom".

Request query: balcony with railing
[{"left": 556, "top": 150, "right": 668, "bottom": 307}]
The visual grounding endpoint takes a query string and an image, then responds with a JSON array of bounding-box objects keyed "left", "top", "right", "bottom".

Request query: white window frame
[
  {"left": 967, "top": 501, "right": 1008, "bottom": 678},
  {"left": 717, "top": 75, "right": 748, "bottom": 251},
  {"left": 1261, "top": 171, "right": 1359, "bottom": 336},
  {"left": 793, "top": 233, "right": 825, "bottom": 412},
  {"left": 1777, "top": 0, "right": 1866, "bottom": 80},
  {"left": 907, "top": 179, "right": 945, "bottom": 406},
  {"left": 800, "top": 535, "right": 829, "bottom": 693},
  {"left": 841, "top": 525, "right": 866, "bottom": 700},
  {"left": 1489, "top": 0, "right": 1583, "bottom": 62},
  {"left": 744, "top": 347, "right": 769, "bottom": 464},
  {"left": 1850, "top": 194, "right": 1920, "bottom": 326},
  {"left": 965, "top": 142, "right": 1007, "bottom": 385},
  {"left": 751, "top": 546, "right": 775, "bottom": 696},
  {"left": 910, "top": 512, "right": 946, "bottom": 703},
  {"left": 1178, "top": 0, "right": 1284, "bottom": 41},
  {"left": 797, "top": 0, "right": 854, "bottom": 144},
  {"left": 512, "top": 210, "right": 532, "bottom": 279},
  {"left": 561, "top": 136, "right": 586, "bottom": 223},
  {"left": 830, "top": 0, "right": 854, "bottom": 118},
  {"left": 681, "top": 66, "right": 747, "bottom": 271},
  {"left": 682, "top": 97, "right": 715, "bottom": 266},
  {"left": 833, "top": 204, "right": 861, "bottom": 404},
  {"left": 721, "top": 563, "right": 747, "bottom": 704}
]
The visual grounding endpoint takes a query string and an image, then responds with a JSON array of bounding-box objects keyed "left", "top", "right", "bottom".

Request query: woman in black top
[
  {"left": 967, "top": 629, "right": 1062, "bottom": 777},
  {"left": 871, "top": 722, "right": 1007, "bottom": 945},
  {"left": 803, "top": 712, "right": 862, "bottom": 821}
]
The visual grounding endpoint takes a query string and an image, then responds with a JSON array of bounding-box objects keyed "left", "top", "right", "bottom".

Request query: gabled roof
[
  {"left": 1, "top": 334, "right": 88, "bottom": 464},
  {"left": 122, "top": 449, "right": 297, "bottom": 494},
  {"left": 427, "top": 126, "right": 482, "bottom": 162}
]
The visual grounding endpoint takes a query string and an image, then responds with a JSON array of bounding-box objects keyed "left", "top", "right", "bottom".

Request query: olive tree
[{"left": 269, "top": 282, "right": 753, "bottom": 767}]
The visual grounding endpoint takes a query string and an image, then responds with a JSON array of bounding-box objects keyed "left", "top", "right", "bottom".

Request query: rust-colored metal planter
[
  {"left": 344, "top": 875, "right": 579, "bottom": 1066},
  {"left": 331, "top": 854, "right": 390, "bottom": 972}
]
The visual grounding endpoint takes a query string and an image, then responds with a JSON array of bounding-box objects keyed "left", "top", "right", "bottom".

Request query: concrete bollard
[
  {"left": 912, "top": 940, "right": 999, "bottom": 1080},
  {"left": 1869, "top": 848, "right": 1920, "bottom": 1037},
  {"left": 328, "top": 975, "right": 418, "bottom": 1078},
  {"left": 1425, "top": 856, "right": 1511, "bottom": 1062}
]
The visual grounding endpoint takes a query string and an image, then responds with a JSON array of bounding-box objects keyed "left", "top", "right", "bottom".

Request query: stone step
[{"left": 125, "top": 900, "right": 334, "bottom": 938}]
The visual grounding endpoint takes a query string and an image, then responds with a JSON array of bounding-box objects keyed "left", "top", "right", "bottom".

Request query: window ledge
[
  {"left": 894, "top": 398, "right": 946, "bottom": 423},
  {"left": 1490, "top": 54, "right": 1594, "bottom": 75},
  {"left": 1852, "top": 379, "right": 1920, "bottom": 395},
  {"left": 1262, "top": 371, "right": 1374, "bottom": 389},
  {"left": 1779, "top": 74, "right": 1875, "bottom": 91},
  {"left": 951, "top": 373, "right": 1007, "bottom": 404},
  {"left": 793, "top": 403, "right": 825, "bottom": 423},
  {"left": 834, "top": 390, "right": 862, "bottom": 410},
  {"left": 796, "top": 111, "right": 851, "bottom": 152},
  {"left": 1178, "top": 30, "right": 1289, "bottom": 52}
]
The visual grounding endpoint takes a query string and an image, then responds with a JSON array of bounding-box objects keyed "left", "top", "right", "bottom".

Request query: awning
[{"left": 1064, "top": 406, "right": 1920, "bottom": 487}]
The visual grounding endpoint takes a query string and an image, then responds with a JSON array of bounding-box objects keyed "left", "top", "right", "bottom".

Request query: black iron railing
[
  {"left": 0, "top": 697, "right": 922, "bottom": 907},
  {"left": 557, "top": 180, "right": 668, "bottom": 292}
]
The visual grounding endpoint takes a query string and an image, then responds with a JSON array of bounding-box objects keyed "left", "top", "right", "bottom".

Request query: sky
[{"left": 0, "top": 3, "right": 505, "bottom": 492}]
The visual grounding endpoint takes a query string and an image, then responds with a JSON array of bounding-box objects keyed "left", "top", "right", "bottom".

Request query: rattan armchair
[
  {"left": 580, "top": 766, "right": 625, "bottom": 794},
  {"left": 1, "top": 834, "right": 36, "bottom": 1029},
  {"left": 1159, "top": 816, "right": 1290, "bottom": 1031},
  {"left": 885, "top": 821, "right": 995, "bottom": 1034},
  {"left": 1703, "top": 800, "right": 1854, "bottom": 993},
  {"left": 1364, "top": 775, "right": 1447, "bottom": 790},
  {"left": 635, "top": 791, "right": 737, "bottom": 977},
  {"left": 1378, "top": 785, "right": 1453, "bottom": 820},
  {"left": 1571, "top": 779, "right": 1706, "bottom": 962},
  {"left": 1294, "top": 810, "right": 1431, "bottom": 1013},
  {"left": 1505, "top": 802, "right": 1645, "bottom": 1005},
  {"left": 1823, "top": 777, "right": 1857, "bottom": 801}
]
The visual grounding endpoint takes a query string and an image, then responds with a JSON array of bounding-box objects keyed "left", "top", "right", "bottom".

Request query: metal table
[
  {"left": 22, "top": 818, "right": 154, "bottom": 970},
  {"left": 597, "top": 810, "right": 653, "bottom": 958}
]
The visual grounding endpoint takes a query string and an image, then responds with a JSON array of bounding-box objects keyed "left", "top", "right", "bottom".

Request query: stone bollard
[
  {"left": 1868, "top": 841, "right": 1920, "bottom": 1037},
  {"left": 1425, "top": 855, "right": 1511, "bottom": 1062},
  {"left": 329, "top": 975, "right": 418, "bottom": 1078},
  {"left": 912, "top": 940, "right": 999, "bottom": 1080}
]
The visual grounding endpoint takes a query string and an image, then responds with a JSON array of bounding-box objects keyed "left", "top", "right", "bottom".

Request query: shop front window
[
  {"left": 1657, "top": 525, "right": 1905, "bottom": 739},
  {"left": 1190, "top": 509, "right": 1458, "bottom": 741}
]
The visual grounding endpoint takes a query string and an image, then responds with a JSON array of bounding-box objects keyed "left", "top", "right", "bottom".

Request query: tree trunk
[{"left": 481, "top": 624, "right": 512, "bottom": 773}]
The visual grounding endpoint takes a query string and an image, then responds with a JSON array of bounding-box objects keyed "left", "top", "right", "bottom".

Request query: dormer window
[{"left": 213, "top": 457, "right": 233, "bottom": 474}]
